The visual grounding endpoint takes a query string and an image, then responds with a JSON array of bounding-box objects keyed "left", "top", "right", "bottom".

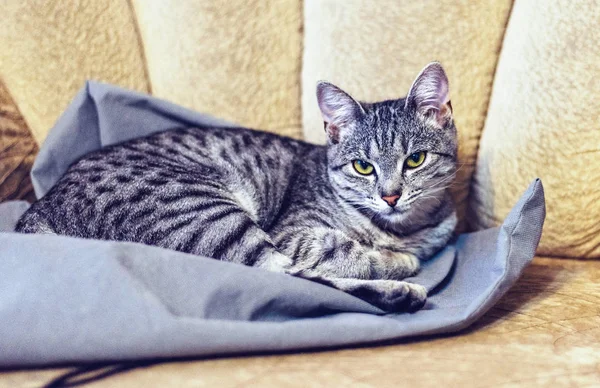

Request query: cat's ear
[
  {"left": 316, "top": 81, "right": 365, "bottom": 143},
  {"left": 405, "top": 62, "right": 452, "bottom": 128}
]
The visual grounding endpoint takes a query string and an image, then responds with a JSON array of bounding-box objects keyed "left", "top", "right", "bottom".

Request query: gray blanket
[{"left": 0, "top": 82, "right": 545, "bottom": 367}]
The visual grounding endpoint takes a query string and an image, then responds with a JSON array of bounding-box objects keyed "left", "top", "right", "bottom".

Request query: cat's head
[{"left": 317, "top": 62, "right": 457, "bottom": 228}]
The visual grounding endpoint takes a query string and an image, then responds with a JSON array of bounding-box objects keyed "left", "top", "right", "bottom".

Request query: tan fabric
[
  {"left": 302, "top": 0, "right": 513, "bottom": 230},
  {"left": 0, "top": 0, "right": 150, "bottom": 145},
  {"left": 471, "top": 0, "right": 600, "bottom": 258},
  {"left": 0, "top": 78, "right": 37, "bottom": 202},
  {"left": 1, "top": 0, "right": 597, "bottom": 259},
  {"left": 131, "top": 0, "right": 303, "bottom": 139}
]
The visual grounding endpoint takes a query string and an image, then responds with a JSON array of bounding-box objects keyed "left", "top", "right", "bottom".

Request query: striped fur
[{"left": 17, "top": 63, "right": 458, "bottom": 312}]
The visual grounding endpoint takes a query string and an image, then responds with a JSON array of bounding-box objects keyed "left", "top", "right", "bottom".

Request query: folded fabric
[{"left": 0, "top": 82, "right": 545, "bottom": 366}]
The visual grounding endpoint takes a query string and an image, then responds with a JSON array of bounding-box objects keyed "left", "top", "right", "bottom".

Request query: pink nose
[{"left": 381, "top": 194, "right": 400, "bottom": 207}]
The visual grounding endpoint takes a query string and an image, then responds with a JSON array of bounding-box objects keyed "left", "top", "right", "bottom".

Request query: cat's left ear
[
  {"left": 405, "top": 62, "right": 452, "bottom": 128},
  {"left": 316, "top": 81, "right": 365, "bottom": 143}
]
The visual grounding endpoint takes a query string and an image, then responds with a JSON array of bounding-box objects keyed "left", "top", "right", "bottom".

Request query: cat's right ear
[
  {"left": 316, "top": 82, "right": 365, "bottom": 143},
  {"left": 405, "top": 62, "right": 452, "bottom": 129}
]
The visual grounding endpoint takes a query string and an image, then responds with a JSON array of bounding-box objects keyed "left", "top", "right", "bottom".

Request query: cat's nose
[{"left": 381, "top": 194, "right": 400, "bottom": 207}]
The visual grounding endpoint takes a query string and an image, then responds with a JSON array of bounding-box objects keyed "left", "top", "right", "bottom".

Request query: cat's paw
[
  {"left": 349, "top": 279, "right": 427, "bottom": 312},
  {"left": 257, "top": 250, "right": 293, "bottom": 273},
  {"left": 293, "top": 274, "right": 427, "bottom": 312}
]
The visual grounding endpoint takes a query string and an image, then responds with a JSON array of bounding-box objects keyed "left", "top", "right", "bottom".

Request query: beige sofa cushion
[
  {"left": 132, "top": 0, "right": 303, "bottom": 139},
  {"left": 0, "top": 0, "right": 150, "bottom": 145},
  {"left": 0, "top": 78, "right": 37, "bottom": 202},
  {"left": 470, "top": 0, "right": 600, "bottom": 258},
  {"left": 302, "top": 0, "right": 513, "bottom": 229}
]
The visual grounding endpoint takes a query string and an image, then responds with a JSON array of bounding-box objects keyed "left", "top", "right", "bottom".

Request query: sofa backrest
[
  {"left": 470, "top": 0, "right": 600, "bottom": 258},
  {"left": 1, "top": 0, "right": 598, "bottom": 258}
]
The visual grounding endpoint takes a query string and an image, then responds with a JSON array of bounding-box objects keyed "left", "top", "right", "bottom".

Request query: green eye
[
  {"left": 406, "top": 151, "right": 426, "bottom": 168},
  {"left": 352, "top": 160, "right": 374, "bottom": 175}
]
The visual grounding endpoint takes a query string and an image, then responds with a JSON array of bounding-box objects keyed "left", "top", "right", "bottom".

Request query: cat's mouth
[
  {"left": 382, "top": 205, "right": 410, "bottom": 217},
  {"left": 368, "top": 206, "right": 412, "bottom": 228},
  {"left": 354, "top": 200, "right": 411, "bottom": 221}
]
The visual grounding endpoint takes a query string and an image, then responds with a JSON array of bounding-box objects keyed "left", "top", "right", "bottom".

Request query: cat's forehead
[
  {"left": 359, "top": 100, "right": 413, "bottom": 156},
  {"left": 364, "top": 99, "right": 405, "bottom": 122}
]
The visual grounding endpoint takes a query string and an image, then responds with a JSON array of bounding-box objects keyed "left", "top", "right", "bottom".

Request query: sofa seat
[{"left": 2, "top": 256, "right": 598, "bottom": 387}]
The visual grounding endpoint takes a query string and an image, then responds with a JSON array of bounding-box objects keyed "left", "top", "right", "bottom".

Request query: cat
[{"left": 16, "top": 62, "right": 458, "bottom": 312}]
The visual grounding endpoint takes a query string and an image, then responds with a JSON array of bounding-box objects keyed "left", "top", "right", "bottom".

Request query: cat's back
[{"left": 16, "top": 126, "right": 320, "bottom": 240}]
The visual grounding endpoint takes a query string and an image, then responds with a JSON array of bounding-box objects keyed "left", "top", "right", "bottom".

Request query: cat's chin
[
  {"left": 373, "top": 207, "right": 411, "bottom": 226},
  {"left": 353, "top": 203, "right": 416, "bottom": 229},
  {"left": 382, "top": 208, "right": 409, "bottom": 221},
  {"left": 375, "top": 204, "right": 436, "bottom": 230}
]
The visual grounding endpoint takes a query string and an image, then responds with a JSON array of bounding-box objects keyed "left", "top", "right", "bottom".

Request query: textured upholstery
[
  {"left": 470, "top": 0, "right": 600, "bottom": 258},
  {"left": 0, "top": 0, "right": 150, "bottom": 144},
  {"left": 301, "top": 0, "right": 513, "bottom": 229},
  {"left": 0, "top": 78, "right": 37, "bottom": 202},
  {"left": 131, "top": 0, "right": 303, "bottom": 139},
  {"left": 0, "top": 1, "right": 599, "bottom": 258}
]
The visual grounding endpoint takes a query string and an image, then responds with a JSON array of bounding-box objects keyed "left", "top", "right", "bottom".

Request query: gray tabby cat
[{"left": 16, "top": 62, "right": 458, "bottom": 312}]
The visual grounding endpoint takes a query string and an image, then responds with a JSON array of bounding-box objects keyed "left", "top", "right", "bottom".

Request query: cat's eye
[
  {"left": 405, "top": 151, "right": 426, "bottom": 168},
  {"left": 352, "top": 160, "right": 374, "bottom": 175}
]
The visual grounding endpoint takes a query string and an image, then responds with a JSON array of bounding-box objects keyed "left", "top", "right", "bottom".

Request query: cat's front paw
[
  {"left": 257, "top": 250, "right": 293, "bottom": 273},
  {"left": 351, "top": 280, "right": 427, "bottom": 312},
  {"left": 294, "top": 275, "right": 427, "bottom": 312}
]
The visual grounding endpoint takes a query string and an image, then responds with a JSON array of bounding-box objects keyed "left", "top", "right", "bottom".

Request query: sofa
[{"left": 1, "top": 0, "right": 598, "bottom": 386}]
